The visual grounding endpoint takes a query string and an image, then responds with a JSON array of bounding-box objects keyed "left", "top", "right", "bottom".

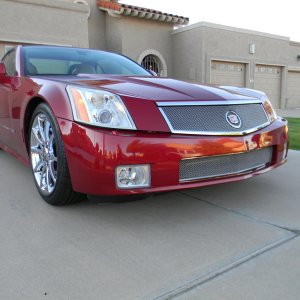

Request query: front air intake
[{"left": 179, "top": 147, "right": 272, "bottom": 182}]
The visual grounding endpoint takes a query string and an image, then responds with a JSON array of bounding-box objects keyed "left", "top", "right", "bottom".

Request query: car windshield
[{"left": 22, "top": 46, "right": 151, "bottom": 76}]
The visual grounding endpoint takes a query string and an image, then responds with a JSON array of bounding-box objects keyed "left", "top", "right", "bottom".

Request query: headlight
[
  {"left": 66, "top": 86, "right": 136, "bottom": 130},
  {"left": 262, "top": 97, "right": 277, "bottom": 123}
]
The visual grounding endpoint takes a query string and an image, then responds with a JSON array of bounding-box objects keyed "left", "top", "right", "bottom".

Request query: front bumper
[{"left": 58, "top": 117, "right": 288, "bottom": 195}]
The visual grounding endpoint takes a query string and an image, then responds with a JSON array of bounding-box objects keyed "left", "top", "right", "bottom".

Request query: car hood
[
  {"left": 37, "top": 75, "right": 263, "bottom": 132},
  {"left": 42, "top": 74, "right": 255, "bottom": 102}
]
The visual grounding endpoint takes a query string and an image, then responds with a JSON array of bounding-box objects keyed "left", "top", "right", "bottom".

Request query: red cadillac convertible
[{"left": 0, "top": 45, "right": 288, "bottom": 205}]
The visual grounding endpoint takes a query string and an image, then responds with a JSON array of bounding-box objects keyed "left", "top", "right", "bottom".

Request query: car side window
[{"left": 2, "top": 50, "right": 16, "bottom": 76}]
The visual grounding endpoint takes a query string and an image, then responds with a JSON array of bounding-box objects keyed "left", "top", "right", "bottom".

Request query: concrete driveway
[{"left": 0, "top": 150, "right": 299, "bottom": 300}]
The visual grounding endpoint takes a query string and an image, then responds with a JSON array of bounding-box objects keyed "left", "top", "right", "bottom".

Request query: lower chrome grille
[{"left": 179, "top": 147, "right": 272, "bottom": 182}]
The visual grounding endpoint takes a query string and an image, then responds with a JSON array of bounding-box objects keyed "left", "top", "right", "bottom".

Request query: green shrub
[{"left": 286, "top": 118, "right": 300, "bottom": 150}]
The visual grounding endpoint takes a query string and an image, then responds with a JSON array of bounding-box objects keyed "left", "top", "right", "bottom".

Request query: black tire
[{"left": 29, "top": 103, "right": 83, "bottom": 205}]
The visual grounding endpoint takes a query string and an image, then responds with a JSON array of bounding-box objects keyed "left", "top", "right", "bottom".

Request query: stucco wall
[
  {"left": 63, "top": 0, "right": 107, "bottom": 50},
  {"left": 288, "top": 42, "right": 300, "bottom": 69},
  {"left": 105, "top": 15, "right": 173, "bottom": 75},
  {"left": 172, "top": 22, "right": 290, "bottom": 86},
  {"left": 202, "top": 26, "right": 289, "bottom": 89},
  {"left": 172, "top": 26, "right": 204, "bottom": 83},
  {"left": 105, "top": 15, "right": 123, "bottom": 53},
  {"left": 87, "top": 1, "right": 106, "bottom": 50},
  {"left": 121, "top": 16, "right": 173, "bottom": 75},
  {"left": 0, "top": 0, "right": 89, "bottom": 57}
]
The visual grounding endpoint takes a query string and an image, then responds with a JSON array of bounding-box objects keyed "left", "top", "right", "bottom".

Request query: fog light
[{"left": 116, "top": 165, "right": 150, "bottom": 189}]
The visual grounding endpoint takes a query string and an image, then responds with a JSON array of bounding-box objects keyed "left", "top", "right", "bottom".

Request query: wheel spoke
[
  {"left": 45, "top": 120, "right": 51, "bottom": 143},
  {"left": 31, "top": 145, "right": 42, "bottom": 156},
  {"left": 37, "top": 115, "right": 46, "bottom": 143},
  {"left": 33, "top": 127, "right": 44, "bottom": 146},
  {"left": 49, "top": 161, "right": 57, "bottom": 184},
  {"left": 45, "top": 166, "right": 51, "bottom": 192},
  {"left": 33, "top": 160, "right": 44, "bottom": 173},
  {"left": 49, "top": 155, "right": 57, "bottom": 162},
  {"left": 49, "top": 134, "right": 55, "bottom": 152},
  {"left": 39, "top": 165, "right": 46, "bottom": 188}
]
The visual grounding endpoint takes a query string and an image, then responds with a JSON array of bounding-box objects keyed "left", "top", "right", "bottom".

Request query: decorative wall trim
[{"left": 97, "top": 0, "right": 189, "bottom": 25}]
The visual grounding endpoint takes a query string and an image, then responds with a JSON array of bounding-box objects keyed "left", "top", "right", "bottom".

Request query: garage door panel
[
  {"left": 287, "top": 71, "right": 300, "bottom": 108},
  {"left": 211, "top": 61, "right": 246, "bottom": 87},
  {"left": 254, "top": 65, "right": 281, "bottom": 108}
]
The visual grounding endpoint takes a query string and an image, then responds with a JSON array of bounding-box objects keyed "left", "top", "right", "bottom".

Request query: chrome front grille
[
  {"left": 158, "top": 101, "right": 270, "bottom": 135},
  {"left": 179, "top": 147, "right": 272, "bottom": 182}
]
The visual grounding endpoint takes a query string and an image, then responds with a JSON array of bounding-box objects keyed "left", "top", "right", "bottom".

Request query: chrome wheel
[{"left": 30, "top": 113, "right": 57, "bottom": 195}]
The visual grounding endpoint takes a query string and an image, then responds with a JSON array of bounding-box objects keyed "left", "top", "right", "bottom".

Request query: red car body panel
[
  {"left": 58, "top": 118, "right": 287, "bottom": 195},
  {"left": 0, "top": 45, "right": 288, "bottom": 197}
]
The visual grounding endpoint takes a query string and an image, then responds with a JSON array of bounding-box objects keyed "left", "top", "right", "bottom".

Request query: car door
[{"left": 0, "top": 49, "right": 16, "bottom": 148}]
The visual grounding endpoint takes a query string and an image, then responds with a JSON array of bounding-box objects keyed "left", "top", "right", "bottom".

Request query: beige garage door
[
  {"left": 211, "top": 61, "right": 246, "bottom": 87},
  {"left": 287, "top": 71, "right": 300, "bottom": 108},
  {"left": 254, "top": 65, "right": 281, "bottom": 108}
]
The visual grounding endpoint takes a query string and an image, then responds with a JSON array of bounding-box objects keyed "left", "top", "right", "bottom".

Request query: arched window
[
  {"left": 141, "top": 55, "right": 162, "bottom": 76},
  {"left": 137, "top": 50, "right": 168, "bottom": 76}
]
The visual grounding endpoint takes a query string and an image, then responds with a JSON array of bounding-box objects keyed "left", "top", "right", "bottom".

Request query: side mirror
[{"left": 0, "top": 62, "right": 6, "bottom": 76}]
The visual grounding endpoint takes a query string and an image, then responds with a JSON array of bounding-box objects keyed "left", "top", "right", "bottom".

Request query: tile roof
[{"left": 97, "top": 0, "right": 189, "bottom": 25}]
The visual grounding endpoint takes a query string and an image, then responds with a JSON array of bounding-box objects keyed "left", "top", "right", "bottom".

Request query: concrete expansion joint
[
  {"left": 178, "top": 191, "right": 299, "bottom": 235},
  {"left": 149, "top": 192, "right": 299, "bottom": 300},
  {"left": 278, "top": 227, "right": 300, "bottom": 235},
  {"left": 153, "top": 233, "right": 296, "bottom": 300}
]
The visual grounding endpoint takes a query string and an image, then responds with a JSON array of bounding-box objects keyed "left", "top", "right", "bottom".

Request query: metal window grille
[{"left": 141, "top": 54, "right": 162, "bottom": 75}]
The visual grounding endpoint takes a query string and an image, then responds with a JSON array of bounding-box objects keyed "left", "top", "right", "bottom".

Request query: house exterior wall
[
  {"left": 105, "top": 14, "right": 123, "bottom": 53},
  {"left": 0, "top": 1, "right": 299, "bottom": 108},
  {"left": 172, "top": 26, "right": 204, "bottom": 82},
  {"left": 83, "top": 0, "right": 106, "bottom": 50},
  {"left": 121, "top": 16, "right": 173, "bottom": 75},
  {"left": 172, "top": 22, "right": 300, "bottom": 108},
  {"left": 105, "top": 15, "right": 173, "bottom": 75},
  {"left": 288, "top": 42, "right": 300, "bottom": 69},
  {"left": 202, "top": 25, "right": 289, "bottom": 87},
  {"left": 63, "top": 0, "right": 107, "bottom": 50},
  {"left": 0, "top": 0, "right": 89, "bottom": 58},
  {"left": 173, "top": 23, "right": 290, "bottom": 84}
]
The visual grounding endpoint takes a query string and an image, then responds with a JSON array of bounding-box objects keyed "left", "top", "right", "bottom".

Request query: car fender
[{"left": 18, "top": 79, "right": 73, "bottom": 157}]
